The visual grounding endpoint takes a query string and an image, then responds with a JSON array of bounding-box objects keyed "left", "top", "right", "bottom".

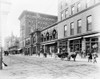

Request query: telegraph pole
[
  {"left": 0, "top": 0, "right": 11, "bottom": 70},
  {"left": 0, "top": 47, "right": 2, "bottom": 70}
]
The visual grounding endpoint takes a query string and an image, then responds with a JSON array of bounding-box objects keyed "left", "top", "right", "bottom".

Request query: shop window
[
  {"left": 87, "top": 15, "right": 92, "bottom": 31},
  {"left": 70, "top": 22, "right": 74, "bottom": 35},
  {"left": 64, "top": 25, "right": 67, "bottom": 37},
  {"left": 77, "top": 19, "right": 82, "bottom": 33}
]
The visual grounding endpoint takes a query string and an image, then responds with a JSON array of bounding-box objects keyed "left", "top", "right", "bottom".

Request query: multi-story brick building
[
  {"left": 38, "top": 0, "right": 100, "bottom": 55},
  {"left": 19, "top": 0, "right": 100, "bottom": 56},
  {"left": 57, "top": 0, "right": 100, "bottom": 54},
  {"left": 19, "top": 10, "right": 57, "bottom": 55}
]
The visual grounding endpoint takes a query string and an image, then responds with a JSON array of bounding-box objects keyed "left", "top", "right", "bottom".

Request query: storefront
[
  {"left": 58, "top": 39, "right": 67, "bottom": 53},
  {"left": 41, "top": 41, "right": 57, "bottom": 54},
  {"left": 69, "top": 39, "right": 82, "bottom": 52},
  {"left": 85, "top": 37, "right": 98, "bottom": 54}
]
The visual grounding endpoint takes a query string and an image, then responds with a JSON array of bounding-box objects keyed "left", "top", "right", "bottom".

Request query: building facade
[
  {"left": 57, "top": 0, "right": 100, "bottom": 54},
  {"left": 4, "top": 34, "right": 20, "bottom": 54},
  {"left": 19, "top": 10, "right": 57, "bottom": 55},
  {"left": 19, "top": 0, "right": 100, "bottom": 56}
]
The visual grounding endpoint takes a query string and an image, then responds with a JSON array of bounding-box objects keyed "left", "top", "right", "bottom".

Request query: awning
[
  {"left": 83, "top": 33, "right": 100, "bottom": 38},
  {"left": 68, "top": 37, "right": 81, "bottom": 41},
  {"left": 41, "top": 41, "right": 56, "bottom": 45}
]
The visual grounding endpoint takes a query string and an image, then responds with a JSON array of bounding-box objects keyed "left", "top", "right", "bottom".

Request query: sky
[{"left": 1, "top": 0, "right": 58, "bottom": 46}]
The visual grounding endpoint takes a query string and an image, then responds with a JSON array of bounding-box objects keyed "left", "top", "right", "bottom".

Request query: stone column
[
  {"left": 98, "top": 36, "right": 100, "bottom": 53},
  {"left": 67, "top": 40, "right": 70, "bottom": 53},
  {"left": 82, "top": 38, "right": 86, "bottom": 51},
  {"left": 44, "top": 45, "right": 45, "bottom": 53},
  {"left": 57, "top": 41, "right": 60, "bottom": 53}
]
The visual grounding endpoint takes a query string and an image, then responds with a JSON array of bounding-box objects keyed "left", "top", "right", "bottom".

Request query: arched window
[
  {"left": 41, "top": 34, "right": 44, "bottom": 42},
  {"left": 52, "top": 29, "right": 57, "bottom": 39},
  {"left": 43, "top": 33, "right": 46, "bottom": 41},
  {"left": 46, "top": 32, "right": 49, "bottom": 41}
]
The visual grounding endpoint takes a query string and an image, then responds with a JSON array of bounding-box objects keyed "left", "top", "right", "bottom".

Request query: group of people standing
[{"left": 81, "top": 49, "right": 98, "bottom": 63}]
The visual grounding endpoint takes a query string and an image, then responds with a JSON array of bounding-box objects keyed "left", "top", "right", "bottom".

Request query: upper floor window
[
  {"left": 41, "top": 34, "right": 44, "bottom": 42},
  {"left": 71, "top": 5, "right": 75, "bottom": 15},
  {"left": 86, "top": 0, "right": 91, "bottom": 8},
  {"left": 94, "top": 0, "right": 100, "bottom": 4},
  {"left": 77, "top": 19, "right": 82, "bottom": 33},
  {"left": 70, "top": 22, "right": 74, "bottom": 35},
  {"left": 77, "top": 2, "right": 81, "bottom": 12},
  {"left": 87, "top": 15, "right": 92, "bottom": 31},
  {"left": 65, "top": 0, "right": 69, "bottom": 6},
  {"left": 52, "top": 29, "right": 57, "bottom": 39},
  {"left": 61, "top": 12, "right": 64, "bottom": 20},
  {"left": 46, "top": 32, "right": 49, "bottom": 41},
  {"left": 65, "top": 9, "right": 68, "bottom": 18},
  {"left": 64, "top": 25, "right": 67, "bottom": 37},
  {"left": 61, "top": 3, "right": 62, "bottom": 9}
]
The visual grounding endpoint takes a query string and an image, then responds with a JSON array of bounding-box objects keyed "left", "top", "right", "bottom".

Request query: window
[
  {"left": 65, "top": 0, "right": 68, "bottom": 6},
  {"left": 70, "top": 22, "right": 74, "bottom": 35},
  {"left": 77, "top": 19, "right": 82, "bottom": 33},
  {"left": 61, "top": 3, "right": 62, "bottom": 9},
  {"left": 86, "top": 0, "right": 91, "bottom": 8},
  {"left": 52, "top": 29, "right": 57, "bottom": 39},
  {"left": 64, "top": 25, "right": 67, "bottom": 37},
  {"left": 87, "top": 15, "right": 92, "bottom": 31},
  {"left": 94, "top": 0, "right": 100, "bottom": 4},
  {"left": 71, "top": 5, "right": 75, "bottom": 15},
  {"left": 61, "top": 12, "right": 64, "bottom": 20},
  {"left": 77, "top": 2, "right": 81, "bottom": 12},
  {"left": 46, "top": 32, "right": 49, "bottom": 41},
  {"left": 65, "top": 9, "right": 68, "bottom": 18}
]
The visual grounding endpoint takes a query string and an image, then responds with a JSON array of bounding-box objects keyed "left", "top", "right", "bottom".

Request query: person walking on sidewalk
[{"left": 92, "top": 50, "right": 98, "bottom": 63}]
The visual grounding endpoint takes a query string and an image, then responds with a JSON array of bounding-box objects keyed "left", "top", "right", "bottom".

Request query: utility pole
[
  {"left": 0, "top": 0, "right": 11, "bottom": 70},
  {"left": 0, "top": 47, "right": 2, "bottom": 70}
]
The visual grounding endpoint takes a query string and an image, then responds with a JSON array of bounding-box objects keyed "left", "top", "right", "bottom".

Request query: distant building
[
  {"left": 19, "top": 10, "right": 57, "bottom": 55},
  {"left": 4, "top": 34, "right": 20, "bottom": 54}
]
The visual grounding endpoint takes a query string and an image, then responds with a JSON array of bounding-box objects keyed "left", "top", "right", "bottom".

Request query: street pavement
[{"left": 0, "top": 54, "right": 100, "bottom": 79}]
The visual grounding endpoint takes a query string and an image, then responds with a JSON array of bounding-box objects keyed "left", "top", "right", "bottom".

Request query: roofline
[
  {"left": 18, "top": 10, "right": 57, "bottom": 20},
  {"left": 41, "top": 22, "right": 58, "bottom": 32},
  {"left": 40, "top": 2, "right": 100, "bottom": 32}
]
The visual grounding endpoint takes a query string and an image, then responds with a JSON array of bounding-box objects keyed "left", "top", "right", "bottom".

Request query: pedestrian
[
  {"left": 87, "top": 53, "right": 92, "bottom": 62},
  {"left": 92, "top": 51, "right": 98, "bottom": 63},
  {"left": 44, "top": 52, "right": 47, "bottom": 58}
]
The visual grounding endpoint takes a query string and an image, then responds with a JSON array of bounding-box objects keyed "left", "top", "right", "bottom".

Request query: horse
[
  {"left": 67, "top": 51, "right": 78, "bottom": 61},
  {"left": 56, "top": 51, "right": 78, "bottom": 61}
]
